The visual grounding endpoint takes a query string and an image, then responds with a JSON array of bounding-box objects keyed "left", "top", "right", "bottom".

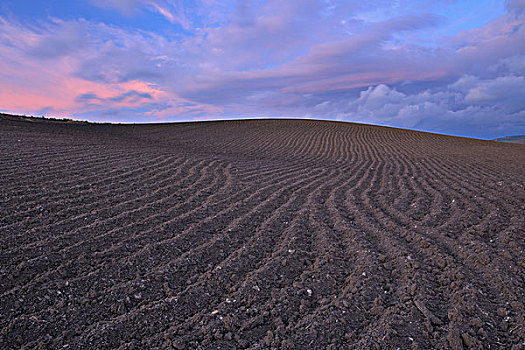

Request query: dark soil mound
[{"left": 1, "top": 115, "right": 524, "bottom": 349}]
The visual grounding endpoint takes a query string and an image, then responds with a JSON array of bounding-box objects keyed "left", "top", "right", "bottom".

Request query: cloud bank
[{"left": 0, "top": 0, "right": 524, "bottom": 138}]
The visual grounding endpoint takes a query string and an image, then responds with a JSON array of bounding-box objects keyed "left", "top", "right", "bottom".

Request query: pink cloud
[{"left": 0, "top": 16, "right": 216, "bottom": 121}]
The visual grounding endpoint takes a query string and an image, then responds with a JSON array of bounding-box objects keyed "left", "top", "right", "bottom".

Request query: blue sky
[{"left": 1, "top": 0, "right": 524, "bottom": 138}]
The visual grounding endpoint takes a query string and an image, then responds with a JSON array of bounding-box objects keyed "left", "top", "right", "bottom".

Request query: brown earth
[
  {"left": 507, "top": 139, "right": 525, "bottom": 145},
  {"left": 1, "top": 114, "right": 524, "bottom": 350}
]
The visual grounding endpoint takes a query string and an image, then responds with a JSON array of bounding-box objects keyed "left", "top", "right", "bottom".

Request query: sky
[{"left": 1, "top": 0, "right": 525, "bottom": 139}]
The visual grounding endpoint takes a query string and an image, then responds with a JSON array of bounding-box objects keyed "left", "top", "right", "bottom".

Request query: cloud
[
  {"left": 463, "top": 75, "right": 525, "bottom": 110},
  {"left": 303, "top": 75, "right": 525, "bottom": 138},
  {"left": 505, "top": 0, "right": 525, "bottom": 15},
  {"left": 76, "top": 90, "right": 153, "bottom": 103},
  {"left": 0, "top": 0, "right": 524, "bottom": 137},
  {"left": 89, "top": 0, "right": 192, "bottom": 28},
  {"left": 0, "top": 16, "right": 217, "bottom": 122},
  {"left": 110, "top": 90, "right": 153, "bottom": 102},
  {"left": 174, "top": 13, "right": 450, "bottom": 103},
  {"left": 494, "top": 54, "right": 525, "bottom": 75},
  {"left": 75, "top": 93, "right": 100, "bottom": 102},
  {"left": 89, "top": 0, "right": 145, "bottom": 15},
  {"left": 26, "top": 21, "right": 84, "bottom": 59}
]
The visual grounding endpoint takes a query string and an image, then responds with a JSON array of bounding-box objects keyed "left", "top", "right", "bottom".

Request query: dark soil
[{"left": 1, "top": 114, "right": 524, "bottom": 349}]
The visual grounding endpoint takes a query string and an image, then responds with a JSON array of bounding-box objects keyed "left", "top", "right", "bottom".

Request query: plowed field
[{"left": 1, "top": 115, "right": 524, "bottom": 349}]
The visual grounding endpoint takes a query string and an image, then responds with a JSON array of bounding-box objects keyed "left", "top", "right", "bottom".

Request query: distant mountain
[{"left": 494, "top": 135, "right": 525, "bottom": 144}]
